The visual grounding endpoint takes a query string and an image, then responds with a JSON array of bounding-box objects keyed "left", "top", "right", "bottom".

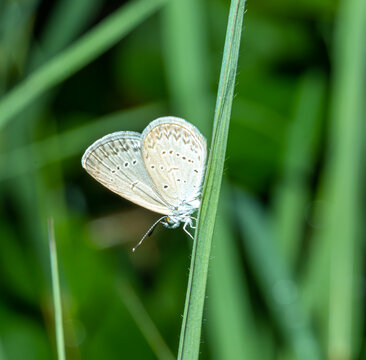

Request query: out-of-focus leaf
[
  {"left": 208, "top": 183, "right": 259, "bottom": 360},
  {"left": 235, "top": 190, "right": 321, "bottom": 360},
  {"left": 272, "top": 71, "right": 326, "bottom": 266},
  {"left": 0, "top": 103, "right": 165, "bottom": 181},
  {"left": 0, "top": 0, "right": 167, "bottom": 129},
  {"left": 162, "top": 0, "right": 212, "bottom": 135}
]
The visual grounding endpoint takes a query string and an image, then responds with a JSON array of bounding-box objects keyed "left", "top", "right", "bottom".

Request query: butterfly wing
[
  {"left": 141, "top": 117, "right": 207, "bottom": 209},
  {"left": 82, "top": 131, "right": 173, "bottom": 215}
]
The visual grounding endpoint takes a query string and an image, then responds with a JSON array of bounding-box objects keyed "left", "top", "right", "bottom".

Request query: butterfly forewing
[
  {"left": 141, "top": 117, "right": 206, "bottom": 208},
  {"left": 82, "top": 131, "right": 172, "bottom": 215}
]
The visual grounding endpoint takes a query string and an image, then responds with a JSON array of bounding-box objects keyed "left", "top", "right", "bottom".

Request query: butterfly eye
[{"left": 166, "top": 216, "right": 175, "bottom": 225}]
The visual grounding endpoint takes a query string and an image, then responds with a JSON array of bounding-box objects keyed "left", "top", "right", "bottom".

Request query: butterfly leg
[
  {"left": 183, "top": 220, "right": 194, "bottom": 240},
  {"left": 189, "top": 216, "right": 197, "bottom": 229}
]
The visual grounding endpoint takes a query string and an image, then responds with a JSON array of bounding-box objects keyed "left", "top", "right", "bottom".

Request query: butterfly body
[{"left": 82, "top": 117, "right": 206, "bottom": 246}]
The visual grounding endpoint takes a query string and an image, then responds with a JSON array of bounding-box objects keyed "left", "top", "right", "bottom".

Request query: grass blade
[
  {"left": 118, "top": 281, "right": 175, "bottom": 360},
  {"left": 208, "top": 183, "right": 258, "bottom": 360},
  {"left": 0, "top": 0, "right": 167, "bottom": 130},
  {"left": 36, "top": 0, "right": 104, "bottom": 63},
  {"left": 272, "top": 71, "right": 326, "bottom": 266},
  {"left": 178, "top": 1, "right": 246, "bottom": 359},
  {"left": 325, "top": 0, "right": 366, "bottom": 357},
  {"left": 162, "top": 0, "right": 211, "bottom": 134},
  {"left": 0, "top": 338, "right": 8, "bottom": 360},
  {"left": 235, "top": 190, "right": 321, "bottom": 360},
  {"left": 301, "top": 0, "right": 366, "bottom": 356},
  {"left": 48, "top": 218, "right": 66, "bottom": 360}
]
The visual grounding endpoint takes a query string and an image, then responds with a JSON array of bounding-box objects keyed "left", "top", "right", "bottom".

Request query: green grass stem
[
  {"left": 177, "top": 1, "right": 246, "bottom": 359},
  {"left": 48, "top": 218, "right": 66, "bottom": 360},
  {"left": 325, "top": 0, "right": 366, "bottom": 357}
]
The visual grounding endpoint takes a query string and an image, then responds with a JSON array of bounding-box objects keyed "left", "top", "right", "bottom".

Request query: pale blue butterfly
[{"left": 82, "top": 117, "right": 206, "bottom": 250}]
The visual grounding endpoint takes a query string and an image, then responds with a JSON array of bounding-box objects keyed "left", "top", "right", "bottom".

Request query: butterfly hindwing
[
  {"left": 141, "top": 117, "right": 206, "bottom": 209},
  {"left": 82, "top": 131, "right": 172, "bottom": 215}
]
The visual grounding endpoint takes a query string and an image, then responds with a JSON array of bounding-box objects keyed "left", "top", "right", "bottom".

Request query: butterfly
[{"left": 82, "top": 116, "right": 207, "bottom": 251}]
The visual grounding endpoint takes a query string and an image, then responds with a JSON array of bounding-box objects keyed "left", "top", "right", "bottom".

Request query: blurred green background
[{"left": 0, "top": 0, "right": 365, "bottom": 359}]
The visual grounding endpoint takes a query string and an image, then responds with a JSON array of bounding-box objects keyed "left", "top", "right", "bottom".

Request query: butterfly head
[
  {"left": 163, "top": 215, "right": 184, "bottom": 229},
  {"left": 163, "top": 213, "right": 195, "bottom": 236}
]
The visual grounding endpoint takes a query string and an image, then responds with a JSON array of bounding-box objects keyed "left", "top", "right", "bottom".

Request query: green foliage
[
  {"left": 48, "top": 219, "right": 66, "bottom": 360},
  {"left": 0, "top": 0, "right": 365, "bottom": 359}
]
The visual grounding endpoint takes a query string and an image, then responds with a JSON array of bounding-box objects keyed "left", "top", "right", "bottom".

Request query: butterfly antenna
[{"left": 132, "top": 216, "right": 167, "bottom": 252}]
